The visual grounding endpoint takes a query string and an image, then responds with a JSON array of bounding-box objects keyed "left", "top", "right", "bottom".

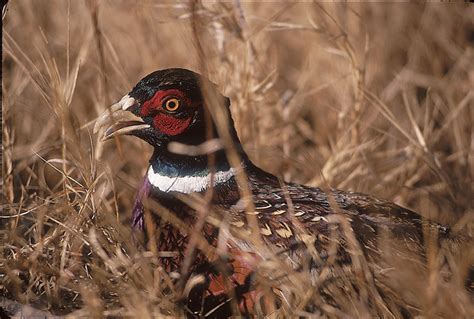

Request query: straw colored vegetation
[{"left": 2, "top": 1, "right": 473, "bottom": 317}]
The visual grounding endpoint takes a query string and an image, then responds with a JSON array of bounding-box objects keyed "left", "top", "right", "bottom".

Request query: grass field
[{"left": 2, "top": 2, "right": 474, "bottom": 317}]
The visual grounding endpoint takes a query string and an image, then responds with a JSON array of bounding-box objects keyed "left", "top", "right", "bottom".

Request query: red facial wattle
[
  {"left": 140, "top": 89, "right": 194, "bottom": 136},
  {"left": 153, "top": 113, "right": 192, "bottom": 136}
]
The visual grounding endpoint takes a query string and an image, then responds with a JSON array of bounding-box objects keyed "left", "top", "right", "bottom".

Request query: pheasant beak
[{"left": 93, "top": 95, "right": 150, "bottom": 141}]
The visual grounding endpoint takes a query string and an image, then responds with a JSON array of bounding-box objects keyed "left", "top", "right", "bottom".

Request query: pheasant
[{"left": 94, "top": 68, "right": 463, "bottom": 317}]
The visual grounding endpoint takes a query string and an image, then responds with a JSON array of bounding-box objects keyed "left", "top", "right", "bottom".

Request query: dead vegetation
[{"left": 1, "top": 1, "right": 474, "bottom": 317}]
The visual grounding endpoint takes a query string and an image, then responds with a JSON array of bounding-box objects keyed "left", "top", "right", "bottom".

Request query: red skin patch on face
[
  {"left": 154, "top": 113, "right": 192, "bottom": 136},
  {"left": 141, "top": 89, "right": 194, "bottom": 136}
]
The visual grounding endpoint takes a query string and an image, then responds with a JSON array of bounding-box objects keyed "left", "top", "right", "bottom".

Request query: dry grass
[{"left": 2, "top": 1, "right": 474, "bottom": 317}]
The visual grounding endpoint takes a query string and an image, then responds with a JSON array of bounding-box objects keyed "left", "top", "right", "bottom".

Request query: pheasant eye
[{"left": 163, "top": 98, "right": 180, "bottom": 112}]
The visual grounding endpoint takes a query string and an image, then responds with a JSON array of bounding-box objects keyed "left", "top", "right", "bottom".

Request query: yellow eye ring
[{"left": 163, "top": 98, "right": 180, "bottom": 112}]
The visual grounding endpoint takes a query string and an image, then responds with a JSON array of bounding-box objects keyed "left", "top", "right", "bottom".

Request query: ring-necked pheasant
[{"left": 94, "top": 68, "right": 466, "bottom": 317}]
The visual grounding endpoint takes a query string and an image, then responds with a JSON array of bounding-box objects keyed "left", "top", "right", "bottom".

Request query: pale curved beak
[{"left": 93, "top": 95, "right": 150, "bottom": 141}]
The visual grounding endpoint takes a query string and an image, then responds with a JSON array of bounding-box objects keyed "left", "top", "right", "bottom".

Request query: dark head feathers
[{"left": 129, "top": 68, "right": 218, "bottom": 104}]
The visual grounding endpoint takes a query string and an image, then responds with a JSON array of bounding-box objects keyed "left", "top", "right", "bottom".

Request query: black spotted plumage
[{"left": 96, "top": 68, "right": 467, "bottom": 318}]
